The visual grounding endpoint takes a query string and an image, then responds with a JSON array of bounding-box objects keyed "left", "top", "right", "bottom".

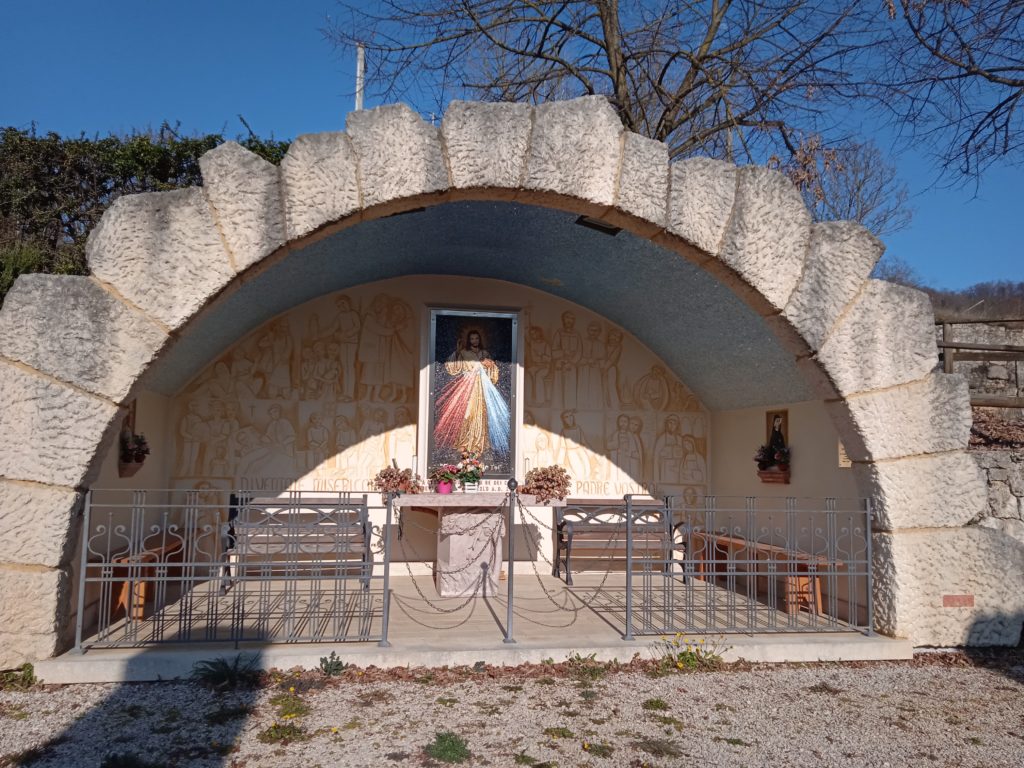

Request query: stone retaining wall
[{"left": 973, "top": 449, "right": 1024, "bottom": 546}]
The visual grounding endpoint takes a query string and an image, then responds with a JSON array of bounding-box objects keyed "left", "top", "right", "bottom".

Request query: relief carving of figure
[
  {"left": 331, "top": 295, "right": 361, "bottom": 402},
  {"left": 602, "top": 328, "right": 623, "bottom": 408},
  {"left": 653, "top": 415, "right": 684, "bottom": 486},
  {"left": 306, "top": 412, "right": 329, "bottom": 471},
  {"left": 525, "top": 325, "right": 553, "bottom": 406},
  {"left": 579, "top": 321, "right": 606, "bottom": 409},
  {"left": 357, "top": 295, "right": 394, "bottom": 402},
  {"left": 608, "top": 413, "right": 642, "bottom": 482},
  {"left": 178, "top": 400, "right": 207, "bottom": 476},
  {"left": 551, "top": 311, "right": 582, "bottom": 409},
  {"left": 681, "top": 436, "right": 707, "bottom": 484},
  {"left": 558, "top": 409, "right": 592, "bottom": 483},
  {"left": 634, "top": 365, "right": 671, "bottom": 411},
  {"left": 262, "top": 403, "right": 297, "bottom": 470}
]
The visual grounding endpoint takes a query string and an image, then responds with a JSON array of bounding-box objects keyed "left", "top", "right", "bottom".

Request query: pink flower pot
[{"left": 436, "top": 480, "right": 453, "bottom": 495}]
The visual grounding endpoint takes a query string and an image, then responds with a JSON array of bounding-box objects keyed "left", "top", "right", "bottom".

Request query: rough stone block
[
  {"left": 347, "top": 104, "right": 449, "bottom": 209},
  {"left": 524, "top": 96, "right": 623, "bottom": 207},
  {"left": 666, "top": 157, "right": 736, "bottom": 256},
  {"left": 442, "top": 101, "right": 533, "bottom": 190},
  {"left": 0, "top": 363, "right": 119, "bottom": 488},
  {"left": 784, "top": 221, "right": 885, "bottom": 351},
  {"left": 829, "top": 372, "right": 972, "bottom": 462},
  {"left": 281, "top": 132, "right": 361, "bottom": 241},
  {"left": 86, "top": 188, "right": 235, "bottom": 330},
  {"left": 200, "top": 142, "right": 287, "bottom": 272},
  {"left": 615, "top": 132, "right": 669, "bottom": 229},
  {"left": 0, "top": 630, "right": 60, "bottom": 669},
  {"left": 817, "top": 280, "right": 938, "bottom": 396},
  {"left": 855, "top": 451, "right": 988, "bottom": 530},
  {"left": 0, "top": 275, "right": 166, "bottom": 401},
  {"left": 718, "top": 166, "right": 811, "bottom": 311},
  {"left": 873, "top": 527, "right": 1024, "bottom": 646},
  {"left": 978, "top": 516, "right": 1024, "bottom": 548},
  {"left": 0, "top": 567, "right": 68, "bottom": 637},
  {"left": 0, "top": 481, "right": 81, "bottom": 568}
]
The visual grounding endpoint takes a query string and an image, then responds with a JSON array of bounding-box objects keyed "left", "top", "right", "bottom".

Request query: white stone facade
[{"left": 0, "top": 96, "right": 1021, "bottom": 667}]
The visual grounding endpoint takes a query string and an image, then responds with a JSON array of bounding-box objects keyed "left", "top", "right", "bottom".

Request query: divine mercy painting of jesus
[{"left": 429, "top": 309, "right": 517, "bottom": 477}]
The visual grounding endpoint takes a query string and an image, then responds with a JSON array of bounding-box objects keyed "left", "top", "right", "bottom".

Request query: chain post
[
  {"left": 624, "top": 494, "right": 634, "bottom": 641},
  {"left": 504, "top": 478, "right": 517, "bottom": 644},
  {"left": 379, "top": 492, "right": 394, "bottom": 647},
  {"left": 865, "top": 497, "right": 875, "bottom": 637}
]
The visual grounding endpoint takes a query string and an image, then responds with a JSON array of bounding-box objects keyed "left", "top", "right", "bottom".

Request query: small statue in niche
[{"left": 755, "top": 412, "right": 790, "bottom": 472}]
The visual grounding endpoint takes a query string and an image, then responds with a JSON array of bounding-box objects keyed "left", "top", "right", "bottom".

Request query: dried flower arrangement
[
  {"left": 370, "top": 466, "right": 424, "bottom": 494},
  {"left": 519, "top": 465, "right": 571, "bottom": 503}
]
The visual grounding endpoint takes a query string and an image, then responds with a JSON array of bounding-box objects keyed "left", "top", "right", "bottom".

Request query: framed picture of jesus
[{"left": 428, "top": 309, "right": 518, "bottom": 479}]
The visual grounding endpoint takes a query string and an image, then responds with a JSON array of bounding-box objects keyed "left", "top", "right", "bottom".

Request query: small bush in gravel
[
  {"left": 565, "top": 652, "right": 607, "bottom": 682},
  {"left": 641, "top": 697, "right": 669, "bottom": 711},
  {"left": 424, "top": 731, "right": 470, "bottom": 763},
  {"left": 191, "top": 655, "right": 261, "bottom": 690},
  {"left": 0, "top": 663, "right": 36, "bottom": 691},
  {"left": 543, "top": 726, "right": 575, "bottom": 739},
  {"left": 631, "top": 737, "right": 683, "bottom": 758},
  {"left": 650, "top": 634, "right": 725, "bottom": 674},
  {"left": 319, "top": 650, "right": 349, "bottom": 677},
  {"left": 582, "top": 741, "right": 615, "bottom": 758},
  {"left": 257, "top": 721, "right": 309, "bottom": 744}
]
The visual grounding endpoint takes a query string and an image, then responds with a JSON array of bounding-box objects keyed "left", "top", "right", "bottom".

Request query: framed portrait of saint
[{"left": 428, "top": 309, "right": 518, "bottom": 478}]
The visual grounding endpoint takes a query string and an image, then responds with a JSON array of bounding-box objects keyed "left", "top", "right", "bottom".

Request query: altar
[{"left": 394, "top": 493, "right": 518, "bottom": 598}]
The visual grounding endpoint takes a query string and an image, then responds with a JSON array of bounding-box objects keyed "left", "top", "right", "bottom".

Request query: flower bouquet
[
  {"left": 754, "top": 445, "right": 790, "bottom": 471},
  {"left": 455, "top": 452, "right": 487, "bottom": 491},
  {"left": 428, "top": 463, "right": 459, "bottom": 494},
  {"left": 118, "top": 432, "right": 150, "bottom": 477},
  {"left": 370, "top": 466, "right": 424, "bottom": 495},
  {"left": 519, "top": 465, "right": 571, "bottom": 504}
]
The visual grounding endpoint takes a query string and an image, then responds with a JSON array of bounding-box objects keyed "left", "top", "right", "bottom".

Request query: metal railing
[
  {"left": 554, "top": 495, "right": 873, "bottom": 637},
  {"left": 74, "top": 488, "right": 393, "bottom": 650}
]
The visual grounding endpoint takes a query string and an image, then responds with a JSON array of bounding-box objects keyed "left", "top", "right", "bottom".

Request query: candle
[{"left": 412, "top": 455, "right": 418, "bottom": 477}]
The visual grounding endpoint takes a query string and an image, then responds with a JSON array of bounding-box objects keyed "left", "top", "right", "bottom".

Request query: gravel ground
[{"left": 1, "top": 653, "right": 1022, "bottom": 768}]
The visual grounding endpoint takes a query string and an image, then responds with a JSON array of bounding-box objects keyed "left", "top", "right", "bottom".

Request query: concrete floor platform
[{"left": 38, "top": 573, "right": 912, "bottom": 683}]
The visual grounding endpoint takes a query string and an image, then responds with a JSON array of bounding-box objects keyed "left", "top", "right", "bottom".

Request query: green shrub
[
  {"left": 424, "top": 731, "right": 471, "bottom": 763},
  {"left": 190, "top": 655, "right": 261, "bottom": 690}
]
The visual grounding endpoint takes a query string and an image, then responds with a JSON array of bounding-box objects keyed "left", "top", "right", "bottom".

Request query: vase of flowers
[
  {"left": 455, "top": 452, "right": 486, "bottom": 492},
  {"left": 118, "top": 432, "right": 150, "bottom": 478},
  {"left": 429, "top": 464, "right": 459, "bottom": 494}
]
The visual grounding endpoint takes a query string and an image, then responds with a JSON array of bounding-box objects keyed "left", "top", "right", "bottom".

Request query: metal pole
[
  {"left": 355, "top": 44, "right": 365, "bottom": 112},
  {"left": 378, "top": 492, "right": 393, "bottom": 647},
  {"left": 504, "top": 479, "right": 517, "bottom": 644},
  {"left": 624, "top": 494, "right": 634, "bottom": 641},
  {"left": 864, "top": 498, "right": 875, "bottom": 637},
  {"left": 74, "top": 489, "right": 92, "bottom": 653}
]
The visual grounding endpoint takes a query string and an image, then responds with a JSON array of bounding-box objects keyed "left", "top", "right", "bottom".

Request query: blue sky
[{"left": 1, "top": 0, "right": 1020, "bottom": 290}]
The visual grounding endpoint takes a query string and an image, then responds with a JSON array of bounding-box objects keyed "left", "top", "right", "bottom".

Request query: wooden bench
[
  {"left": 553, "top": 498, "right": 672, "bottom": 586},
  {"left": 686, "top": 531, "right": 836, "bottom": 615},
  {"left": 223, "top": 494, "right": 372, "bottom": 591},
  {"left": 110, "top": 536, "right": 186, "bottom": 621}
]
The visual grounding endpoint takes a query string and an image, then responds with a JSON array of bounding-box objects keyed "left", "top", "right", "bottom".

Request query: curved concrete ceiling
[{"left": 144, "top": 200, "right": 812, "bottom": 410}]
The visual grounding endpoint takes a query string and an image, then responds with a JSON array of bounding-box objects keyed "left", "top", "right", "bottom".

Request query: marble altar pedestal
[{"left": 395, "top": 493, "right": 520, "bottom": 598}]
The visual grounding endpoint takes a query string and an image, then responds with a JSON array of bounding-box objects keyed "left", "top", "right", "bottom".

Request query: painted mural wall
[{"left": 165, "top": 276, "right": 709, "bottom": 500}]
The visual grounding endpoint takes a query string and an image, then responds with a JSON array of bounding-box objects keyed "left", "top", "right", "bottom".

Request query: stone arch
[{"left": 1, "top": 96, "right": 1021, "bottom": 666}]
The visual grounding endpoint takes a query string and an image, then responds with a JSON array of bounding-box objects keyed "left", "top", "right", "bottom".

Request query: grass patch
[
  {"left": 190, "top": 655, "right": 261, "bottom": 690},
  {"left": 205, "top": 704, "right": 253, "bottom": 726},
  {"left": 641, "top": 697, "right": 669, "bottom": 711},
  {"left": 501, "top": 684, "right": 524, "bottom": 692},
  {"left": 714, "top": 736, "right": 753, "bottom": 747},
  {"left": 0, "top": 704, "right": 29, "bottom": 720},
  {"left": 582, "top": 741, "right": 614, "bottom": 758},
  {"left": 257, "top": 721, "right": 309, "bottom": 744},
  {"left": 0, "top": 664, "right": 36, "bottom": 691},
  {"left": 807, "top": 681, "right": 843, "bottom": 695},
  {"left": 269, "top": 692, "right": 310, "bottom": 719},
  {"left": 654, "top": 714, "right": 685, "bottom": 732},
  {"left": 631, "top": 737, "right": 683, "bottom": 758},
  {"left": 424, "top": 731, "right": 471, "bottom": 764},
  {"left": 536, "top": 676, "right": 557, "bottom": 685},
  {"left": 565, "top": 652, "right": 607, "bottom": 682},
  {"left": 543, "top": 726, "right": 575, "bottom": 739},
  {"left": 580, "top": 688, "right": 599, "bottom": 702},
  {"left": 437, "top": 696, "right": 459, "bottom": 707}
]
